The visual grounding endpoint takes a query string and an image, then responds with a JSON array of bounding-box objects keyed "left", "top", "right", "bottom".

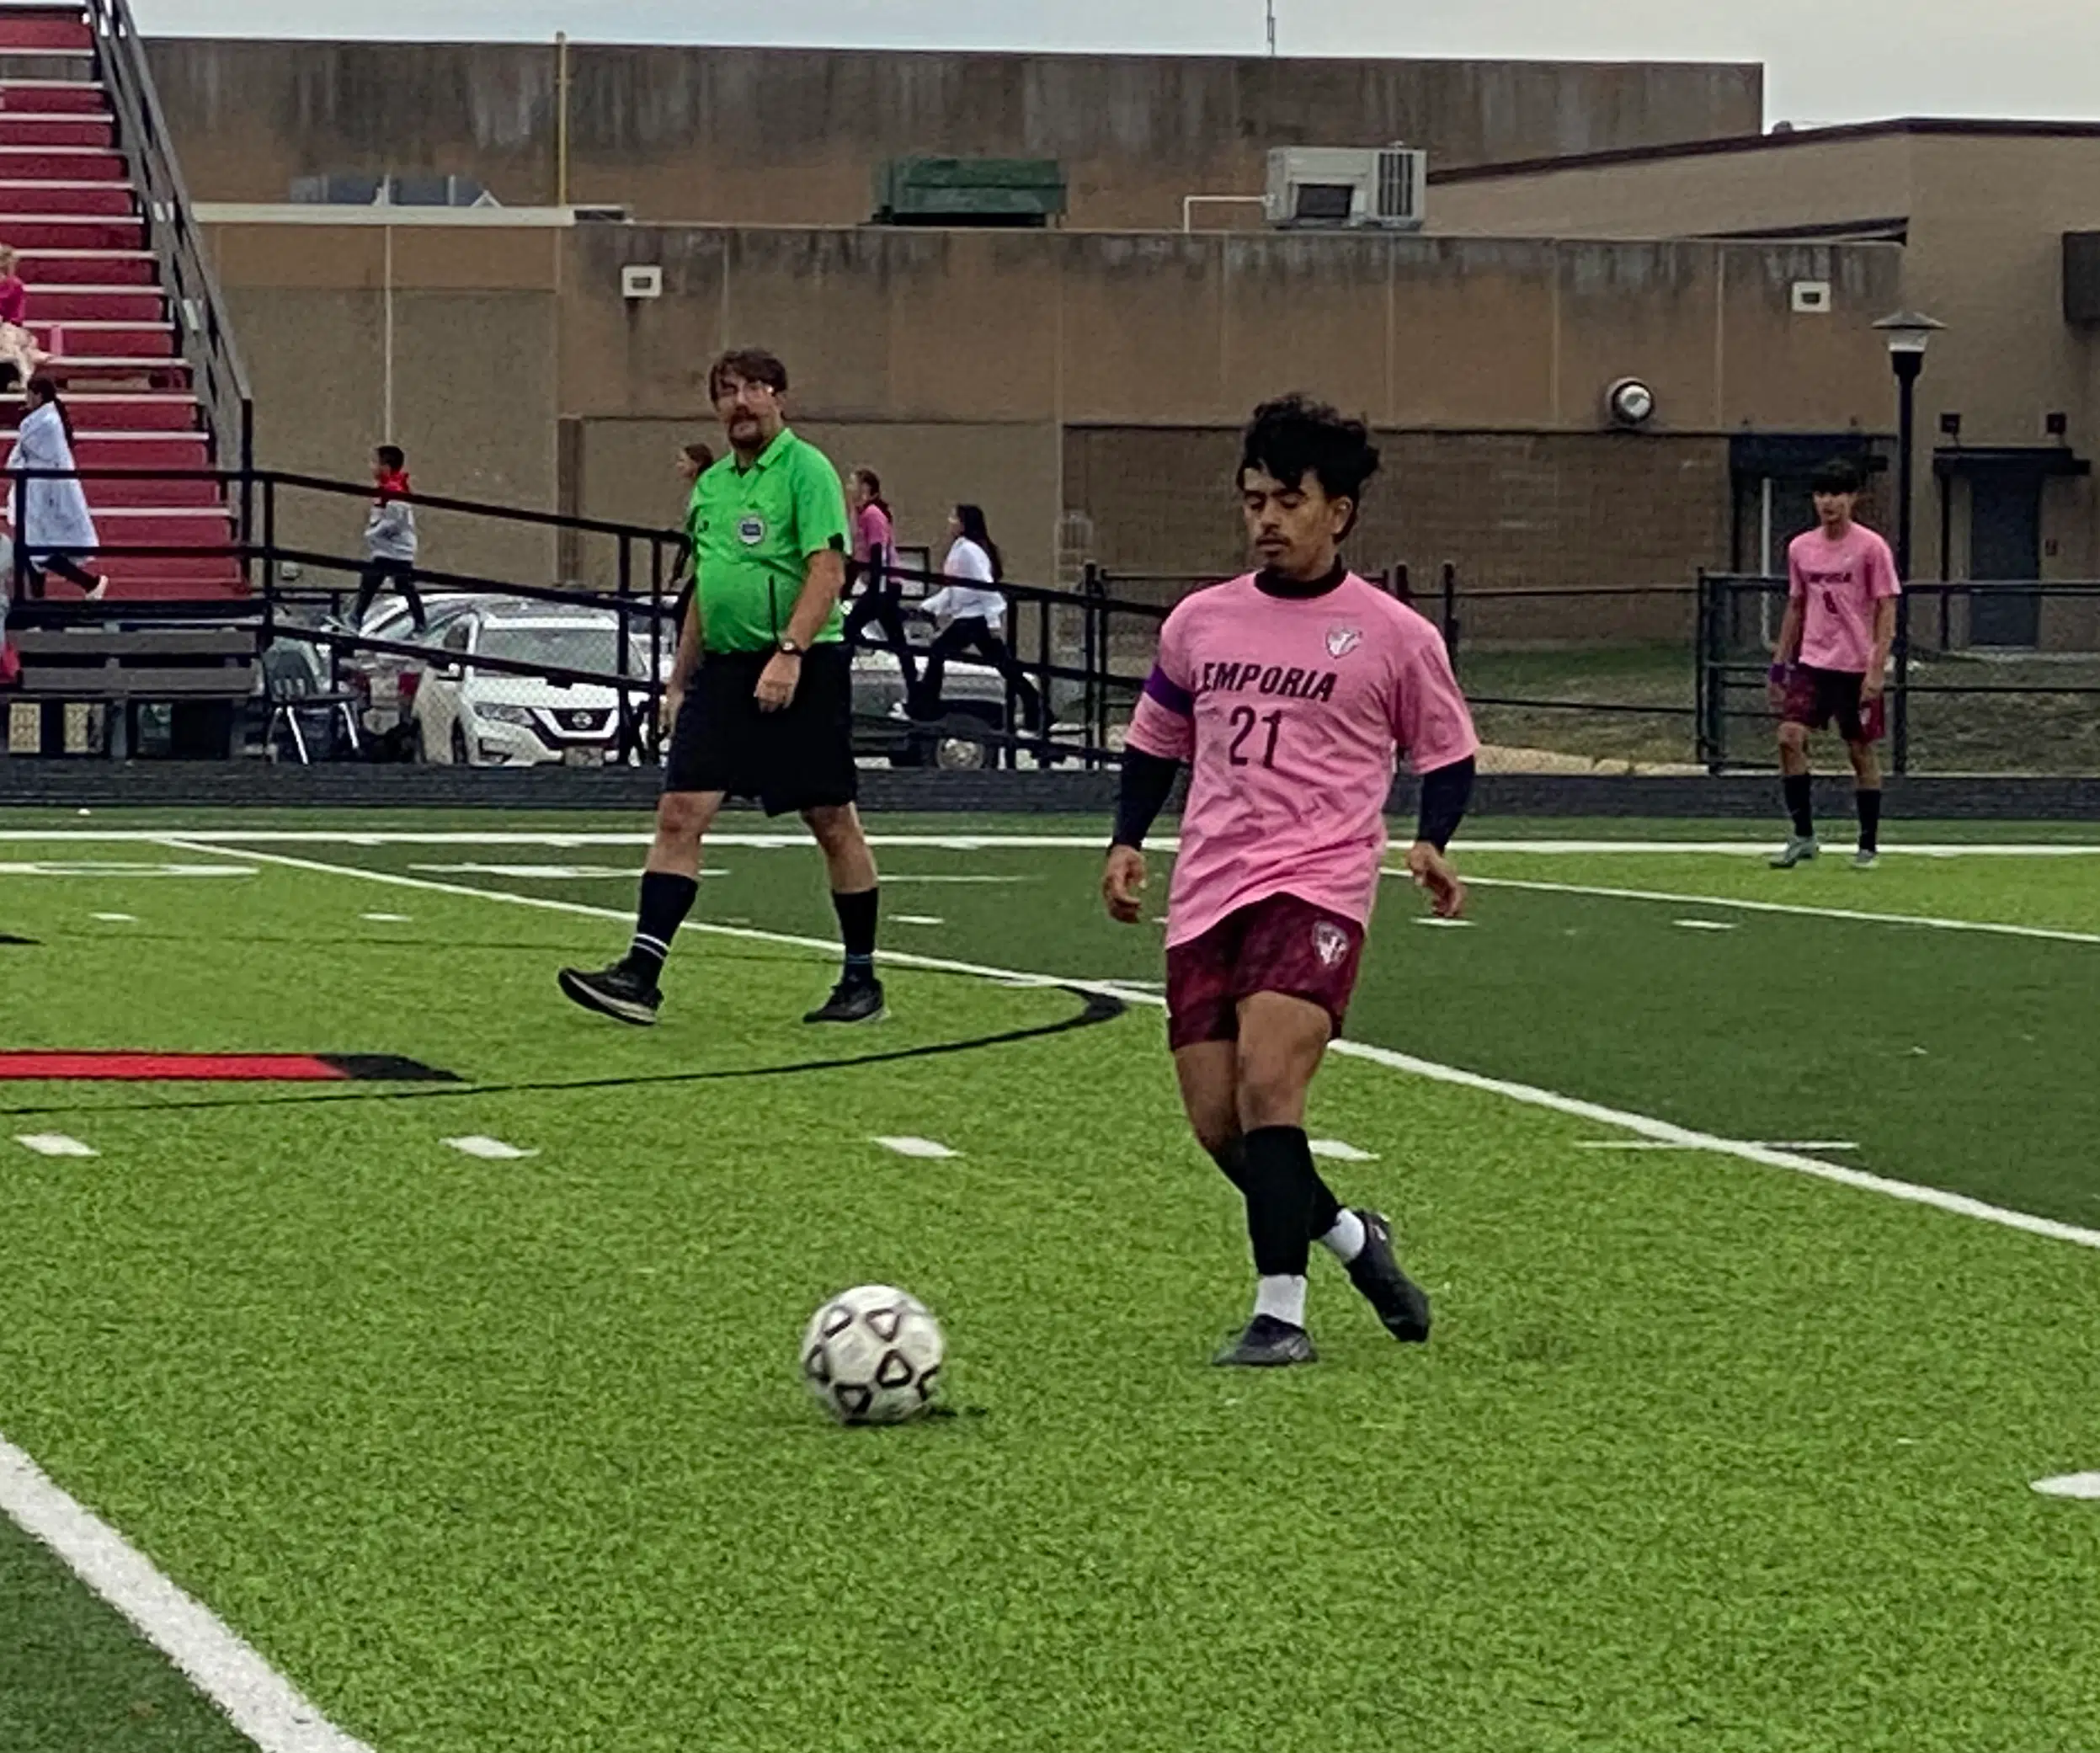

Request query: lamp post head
[{"left": 1874, "top": 310, "right": 1945, "bottom": 360}]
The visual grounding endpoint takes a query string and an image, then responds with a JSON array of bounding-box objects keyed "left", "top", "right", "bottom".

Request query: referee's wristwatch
[{"left": 776, "top": 637, "right": 805, "bottom": 658}]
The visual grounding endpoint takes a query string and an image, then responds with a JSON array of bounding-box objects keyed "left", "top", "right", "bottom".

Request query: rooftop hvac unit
[{"left": 1264, "top": 147, "right": 1426, "bottom": 231}]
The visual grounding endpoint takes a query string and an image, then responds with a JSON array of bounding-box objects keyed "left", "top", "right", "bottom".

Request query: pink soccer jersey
[
  {"left": 1789, "top": 523, "right": 1900, "bottom": 674},
  {"left": 1125, "top": 572, "right": 1479, "bottom": 948}
]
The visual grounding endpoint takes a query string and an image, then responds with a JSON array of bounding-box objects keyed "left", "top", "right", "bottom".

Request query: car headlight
[{"left": 478, "top": 703, "right": 536, "bottom": 727}]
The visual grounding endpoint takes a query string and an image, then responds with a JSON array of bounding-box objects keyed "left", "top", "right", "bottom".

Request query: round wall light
[{"left": 1606, "top": 377, "right": 1656, "bottom": 429}]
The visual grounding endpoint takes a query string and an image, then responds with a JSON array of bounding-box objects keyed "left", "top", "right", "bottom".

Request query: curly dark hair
[
  {"left": 1239, "top": 394, "right": 1381, "bottom": 534},
  {"left": 708, "top": 348, "right": 789, "bottom": 402}
]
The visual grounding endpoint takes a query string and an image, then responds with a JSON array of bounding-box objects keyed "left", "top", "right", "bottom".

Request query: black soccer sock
[
  {"left": 833, "top": 887, "right": 879, "bottom": 983},
  {"left": 1304, "top": 1170, "right": 1344, "bottom": 1242},
  {"left": 1783, "top": 771, "right": 1814, "bottom": 839},
  {"left": 1239, "top": 1126, "right": 1317, "bottom": 1279},
  {"left": 625, "top": 870, "right": 698, "bottom": 982},
  {"left": 1857, "top": 786, "right": 1882, "bottom": 853},
  {"left": 1207, "top": 1138, "right": 1251, "bottom": 1194},
  {"left": 1213, "top": 1134, "right": 1341, "bottom": 1238}
]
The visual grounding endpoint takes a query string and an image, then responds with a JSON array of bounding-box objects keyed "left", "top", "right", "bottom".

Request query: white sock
[
  {"left": 1253, "top": 1274, "right": 1308, "bottom": 1329},
  {"left": 1319, "top": 1210, "right": 1367, "bottom": 1264}
]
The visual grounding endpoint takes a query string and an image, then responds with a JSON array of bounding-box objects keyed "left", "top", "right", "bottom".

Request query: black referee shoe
[
  {"left": 557, "top": 961, "right": 662, "bottom": 1026},
  {"left": 803, "top": 975, "right": 886, "bottom": 1025},
  {"left": 1211, "top": 1314, "right": 1317, "bottom": 1368},
  {"left": 1345, "top": 1209, "right": 1432, "bottom": 1344}
]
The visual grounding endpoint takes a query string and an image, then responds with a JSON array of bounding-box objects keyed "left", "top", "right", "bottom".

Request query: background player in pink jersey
[
  {"left": 1769, "top": 457, "right": 1901, "bottom": 870},
  {"left": 1101, "top": 395, "right": 1479, "bottom": 1368}
]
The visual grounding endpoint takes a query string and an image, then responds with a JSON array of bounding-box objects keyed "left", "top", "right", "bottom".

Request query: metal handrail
[{"left": 78, "top": 0, "right": 254, "bottom": 522}]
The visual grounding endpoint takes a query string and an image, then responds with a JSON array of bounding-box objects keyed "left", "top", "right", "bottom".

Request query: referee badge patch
[{"left": 737, "top": 514, "right": 767, "bottom": 546}]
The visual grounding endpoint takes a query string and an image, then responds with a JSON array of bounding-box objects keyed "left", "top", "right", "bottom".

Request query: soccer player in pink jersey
[
  {"left": 1101, "top": 396, "right": 1479, "bottom": 1367},
  {"left": 1769, "top": 457, "right": 1901, "bottom": 870}
]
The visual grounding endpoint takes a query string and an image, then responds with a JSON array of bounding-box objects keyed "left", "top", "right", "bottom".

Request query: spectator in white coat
[
  {"left": 911, "top": 503, "right": 1042, "bottom": 731},
  {"left": 5, "top": 376, "right": 104, "bottom": 600}
]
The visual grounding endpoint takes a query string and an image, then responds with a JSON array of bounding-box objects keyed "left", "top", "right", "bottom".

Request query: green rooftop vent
[{"left": 871, "top": 157, "right": 1068, "bottom": 227}]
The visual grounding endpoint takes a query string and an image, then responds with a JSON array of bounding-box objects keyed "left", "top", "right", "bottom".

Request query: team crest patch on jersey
[
  {"left": 737, "top": 514, "right": 767, "bottom": 546},
  {"left": 1325, "top": 625, "right": 1362, "bottom": 658},
  {"left": 1311, "top": 919, "right": 1351, "bottom": 968}
]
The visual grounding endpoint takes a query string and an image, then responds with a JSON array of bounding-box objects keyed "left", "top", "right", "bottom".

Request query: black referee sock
[
  {"left": 1783, "top": 771, "right": 1814, "bottom": 839},
  {"left": 833, "top": 887, "right": 879, "bottom": 983},
  {"left": 625, "top": 871, "right": 698, "bottom": 983},
  {"left": 1857, "top": 786, "right": 1882, "bottom": 854},
  {"left": 1240, "top": 1126, "right": 1317, "bottom": 1279}
]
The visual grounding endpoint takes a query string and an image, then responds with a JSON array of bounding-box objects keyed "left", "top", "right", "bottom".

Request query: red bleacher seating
[{"left": 0, "top": 6, "right": 241, "bottom": 599}]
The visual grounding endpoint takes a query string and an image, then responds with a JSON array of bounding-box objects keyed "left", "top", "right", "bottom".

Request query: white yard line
[
  {"left": 1578, "top": 1139, "right": 1859, "bottom": 1154},
  {"left": 1452, "top": 873, "right": 2100, "bottom": 947},
  {"left": 15, "top": 1132, "right": 97, "bottom": 1157},
  {"left": 7, "top": 828, "right": 2100, "bottom": 855},
  {"left": 0, "top": 1436, "right": 375, "bottom": 1753},
  {"left": 443, "top": 1136, "right": 537, "bottom": 1160},
  {"left": 163, "top": 835, "right": 2100, "bottom": 1258},
  {"left": 872, "top": 1136, "right": 959, "bottom": 1159},
  {"left": 0, "top": 861, "right": 254, "bottom": 877}
]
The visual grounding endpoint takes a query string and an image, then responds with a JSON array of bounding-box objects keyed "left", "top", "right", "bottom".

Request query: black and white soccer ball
[{"left": 800, "top": 1284, "right": 946, "bottom": 1425}]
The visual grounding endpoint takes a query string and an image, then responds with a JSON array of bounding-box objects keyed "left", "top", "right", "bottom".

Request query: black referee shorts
[{"left": 664, "top": 645, "right": 859, "bottom": 816}]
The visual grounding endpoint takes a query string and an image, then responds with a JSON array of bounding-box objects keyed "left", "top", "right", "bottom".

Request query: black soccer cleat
[
  {"left": 557, "top": 961, "right": 662, "bottom": 1026},
  {"left": 1345, "top": 1209, "right": 1432, "bottom": 1344},
  {"left": 803, "top": 976, "right": 887, "bottom": 1026},
  {"left": 1211, "top": 1313, "right": 1317, "bottom": 1368}
]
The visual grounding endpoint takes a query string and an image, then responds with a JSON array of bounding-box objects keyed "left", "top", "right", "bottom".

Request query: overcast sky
[{"left": 134, "top": 0, "right": 2100, "bottom": 129}]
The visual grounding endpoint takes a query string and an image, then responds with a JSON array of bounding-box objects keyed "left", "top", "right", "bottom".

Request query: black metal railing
[
  {"left": 1, "top": 466, "right": 1170, "bottom": 769},
  {"left": 80, "top": 0, "right": 253, "bottom": 529},
  {"left": 18, "top": 466, "right": 2098, "bottom": 779},
  {"left": 1699, "top": 572, "right": 2100, "bottom": 775}
]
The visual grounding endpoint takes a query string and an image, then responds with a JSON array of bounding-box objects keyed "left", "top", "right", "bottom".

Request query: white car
[{"left": 413, "top": 607, "right": 655, "bottom": 766}]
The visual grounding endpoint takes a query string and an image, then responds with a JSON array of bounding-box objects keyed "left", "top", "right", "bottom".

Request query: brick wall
[{"left": 1067, "top": 426, "right": 1731, "bottom": 642}]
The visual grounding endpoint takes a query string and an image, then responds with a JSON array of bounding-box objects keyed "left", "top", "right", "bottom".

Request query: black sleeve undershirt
[
  {"left": 1415, "top": 755, "right": 1475, "bottom": 852},
  {"left": 1117, "top": 749, "right": 1471, "bottom": 852},
  {"left": 1111, "top": 749, "right": 1181, "bottom": 850}
]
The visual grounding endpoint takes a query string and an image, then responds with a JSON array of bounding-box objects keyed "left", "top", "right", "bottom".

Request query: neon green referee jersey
[{"left": 687, "top": 426, "right": 850, "bottom": 654}]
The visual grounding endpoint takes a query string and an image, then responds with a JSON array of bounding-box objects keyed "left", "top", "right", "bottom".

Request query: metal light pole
[
  {"left": 1266, "top": 2, "right": 1277, "bottom": 56},
  {"left": 1873, "top": 310, "right": 1945, "bottom": 774}
]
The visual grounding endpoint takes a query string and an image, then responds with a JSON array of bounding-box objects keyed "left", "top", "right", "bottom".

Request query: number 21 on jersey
[{"left": 1226, "top": 705, "right": 1282, "bottom": 769}]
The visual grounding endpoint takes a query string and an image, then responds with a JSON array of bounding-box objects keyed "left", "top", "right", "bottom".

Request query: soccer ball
[{"left": 800, "top": 1284, "right": 946, "bottom": 1425}]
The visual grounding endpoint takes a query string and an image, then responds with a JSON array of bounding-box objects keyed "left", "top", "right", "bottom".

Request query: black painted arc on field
[{"left": 0, "top": 985, "right": 1127, "bottom": 1121}]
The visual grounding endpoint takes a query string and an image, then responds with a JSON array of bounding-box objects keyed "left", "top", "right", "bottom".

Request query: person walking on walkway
[
  {"left": 5, "top": 376, "right": 104, "bottom": 600},
  {"left": 354, "top": 445, "right": 424, "bottom": 631},
  {"left": 841, "top": 466, "right": 917, "bottom": 688},
  {"left": 911, "top": 503, "right": 1041, "bottom": 733}
]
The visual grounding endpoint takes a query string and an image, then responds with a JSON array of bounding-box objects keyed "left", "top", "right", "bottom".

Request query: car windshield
[{"left": 477, "top": 621, "right": 653, "bottom": 679}]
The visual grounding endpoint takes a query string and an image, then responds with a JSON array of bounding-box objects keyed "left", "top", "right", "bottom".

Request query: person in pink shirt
[
  {"left": 1103, "top": 394, "right": 1479, "bottom": 1367},
  {"left": 840, "top": 466, "right": 917, "bottom": 688},
  {"left": 0, "top": 244, "right": 49, "bottom": 388},
  {"left": 1768, "top": 457, "right": 1900, "bottom": 870}
]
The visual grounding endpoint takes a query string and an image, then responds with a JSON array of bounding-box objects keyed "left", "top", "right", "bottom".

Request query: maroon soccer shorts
[
  {"left": 1164, "top": 892, "right": 1367, "bottom": 1052},
  {"left": 1780, "top": 665, "right": 1884, "bottom": 743}
]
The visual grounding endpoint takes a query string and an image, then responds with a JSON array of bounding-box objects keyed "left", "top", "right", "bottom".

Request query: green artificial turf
[
  {"left": 2, "top": 818, "right": 2098, "bottom": 1751},
  {"left": 0, "top": 1516, "right": 254, "bottom": 1753}
]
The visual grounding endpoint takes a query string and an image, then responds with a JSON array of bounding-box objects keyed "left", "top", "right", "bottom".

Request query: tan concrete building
[
  {"left": 150, "top": 40, "right": 1762, "bottom": 231},
  {"left": 199, "top": 209, "right": 1900, "bottom": 624},
  {"left": 1431, "top": 120, "right": 2100, "bottom": 645}
]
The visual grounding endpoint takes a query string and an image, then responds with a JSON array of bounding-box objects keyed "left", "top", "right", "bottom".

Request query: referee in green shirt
[{"left": 559, "top": 349, "right": 885, "bottom": 1026}]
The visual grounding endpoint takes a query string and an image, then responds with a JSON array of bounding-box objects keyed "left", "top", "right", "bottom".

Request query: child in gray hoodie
[{"left": 354, "top": 444, "right": 425, "bottom": 631}]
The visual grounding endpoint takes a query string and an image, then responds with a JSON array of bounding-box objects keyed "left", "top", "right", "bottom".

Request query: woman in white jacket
[
  {"left": 6, "top": 376, "right": 104, "bottom": 599},
  {"left": 910, "top": 503, "right": 1042, "bottom": 731}
]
